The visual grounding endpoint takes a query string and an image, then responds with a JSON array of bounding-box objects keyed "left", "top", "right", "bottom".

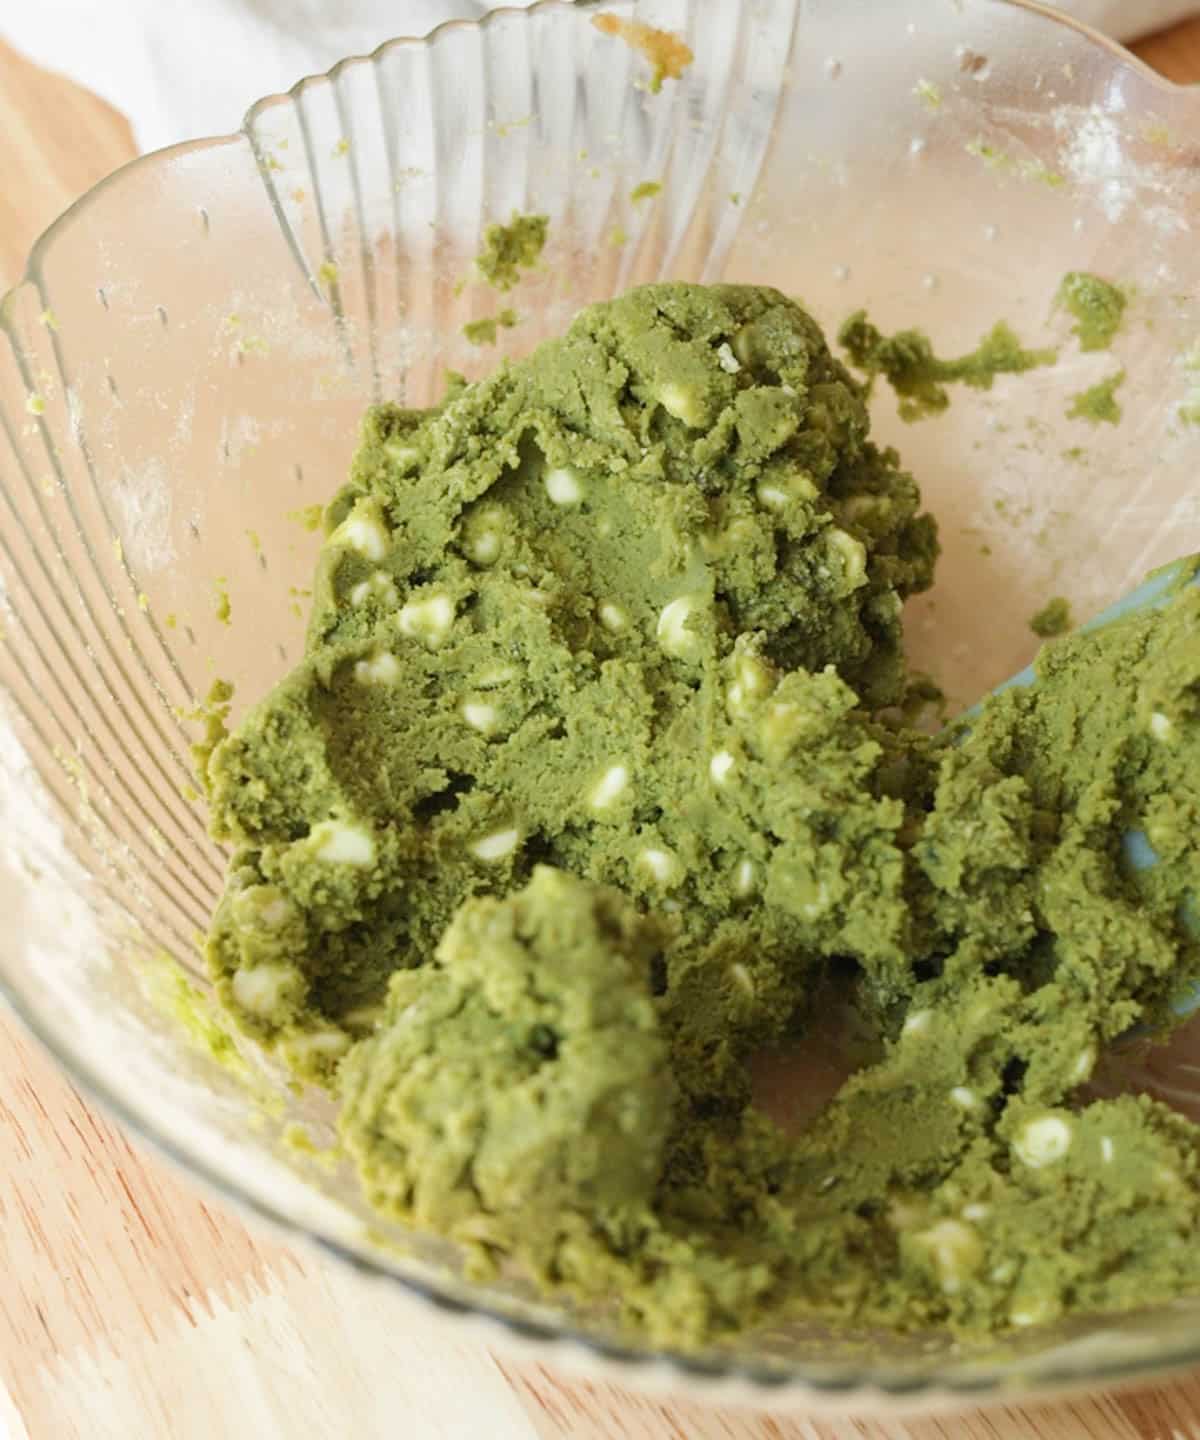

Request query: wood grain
[
  {"left": 1131, "top": 16, "right": 1200, "bottom": 81},
  {"left": 0, "top": 37, "right": 134, "bottom": 290},
  {"left": 2, "top": 16, "right": 1200, "bottom": 1440}
]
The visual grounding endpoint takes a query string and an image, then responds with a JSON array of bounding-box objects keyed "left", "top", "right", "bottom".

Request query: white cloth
[{"left": 1, "top": 0, "right": 1195, "bottom": 154}]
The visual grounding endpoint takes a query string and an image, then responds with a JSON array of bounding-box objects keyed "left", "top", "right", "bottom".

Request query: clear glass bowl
[{"left": 2, "top": 0, "right": 1200, "bottom": 1411}]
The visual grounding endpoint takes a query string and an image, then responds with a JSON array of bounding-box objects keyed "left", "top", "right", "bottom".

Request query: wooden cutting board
[{"left": 4, "top": 20, "right": 1200, "bottom": 1439}]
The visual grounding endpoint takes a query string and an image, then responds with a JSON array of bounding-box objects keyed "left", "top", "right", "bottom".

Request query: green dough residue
[
  {"left": 463, "top": 309, "right": 518, "bottom": 347},
  {"left": 475, "top": 213, "right": 548, "bottom": 291},
  {"left": 289, "top": 504, "right": 325, "bottom": 532},
  {"left": 1056, "top": 272, "right": 1127, "bottom": 352},
  {"left": 839, "top": 312, "right": 1058, "bottom": 421},
  {"left": 1029, "top": 596, "right": 1073, "bottom": 638},
  {"left": 965, "top": 139, "right": 1066, "bottom": 189},
  {"left": 188, "top": 678, "right": 233, "bottom": 783},
  {"left": 1069, "top": 369, "right": 1125, "bottom": 425},
  {"left": 914, "top": 78, "right": 942, "bottom": 111},
  {"left": 141, "top": 950, "right": 246, "bottom": 1074},
  {"left": 630, "top": 181, "right": 662, "bottom": 203},
  {"left": 201, "top": 282, "right": 1200, "bottom": 1347},
  {"left": 1178, "top": 341, "right": 1200, "bottom": 425}
]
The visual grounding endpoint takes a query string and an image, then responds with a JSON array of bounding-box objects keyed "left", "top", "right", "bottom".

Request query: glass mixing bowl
[{"left": 2, "top": 0, "right": 1200, "bottom": 1412}]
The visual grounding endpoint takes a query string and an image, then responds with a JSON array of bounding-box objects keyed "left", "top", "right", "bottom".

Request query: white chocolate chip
[
  {"left": 715, "top": 342, "right": 741, "bottom": 374},
  {"left": 657, "top": 594, "right": 705, "bottom": 662},
  {"left": 232, "top": 962, "right": 304, "bottom": 1017},
  {"left": 598, "top": 602, "right": 627, "bottom": 632},
  {"left": 353, "top": 651, "right": 401, "bottom": 685},
  {"left": 348, "top": 572, "right": 397, "bottom": 607},
  {"left": 231, "top": 886, "right": 294, "bottom": 933},
  {"left": 902, "top": 1009, "right": 933, "bottom": 1037},
  {"left": 826, "top": 527, "right": 868, "bottom": 591},
  {"left": 397, "top": 593, "right": 454, "bottom": 648},
  {"left": 544, "top": 467, "right": 583, "bottom": 505},
  {"left": 337, "top": 516, "right": 389, "bottom": 561},
  {"left": 734, "top": 858, "right": 756, "bottom": 895},
  {"left": 342, "top": 1005, "right": 386, "bottom": 1034},
  {"left": 1070, "top": 1045, "right": 1096, "bottom": 1083},
  {"left": 799, "top": 881, "right": 831, "bottom": 920},
  {"left": 1150, "top": 711, "right": 1173, "bottom": 741},
  {"left": 331, "top": 499, "right": 390, "bottom": 561},
  {"left": 384, "top": 440, "right": 420, "bottom": 469},
  {"left": 637, "top": 847, "right": 682, "bottom": 887},
  {"left": 756, "top": 475, "right": 817, "bottom": 511},
  {"left": 463, "top": 506, "right": 505, "bottom": 567},
  {"left": 308, "top": 819, "right": 376, "bottom": 866},
  {"left": 1100, "top": 1136, "right": 1115, "bottom": 1163},
  {"left": 1009, "top": 1297, "right": 1057, "bottom": 1328},
  {"left": 763, "top": 698, "right": 820, "bottom": 754},
  {"left": 284, "top": 1027, "right": 352, "bottom": 1063},
  {"left": 259, "top": 897, "right": 293, "bottom": 930},
  {"left": 658, "top": 381, "right": 704, "bottom": 427},
  {"left": 467, "top": 530, "right": 501, "bottom": 566},
  {"left": 471, "top": 827, "right": 520, "bottom": 861},
  {"left": 913, "top": 1219, "right": 982, "bottom": 1295},
  {"left": 709, "top": 750, "right": 735, "bottom": 785},
  {"left": 962, "top": 1203, "right": 991, "bottom": 1222},
  {"left": 1014, "top": 1115, "right": 1073, "bottom": 1169},
  {"left": 589, "top": 764, "right": 629, "bottom": 811},
  {"left": 726, "top": 652, "right": 773, "bottom": 716},
  {"left": 462, "top": 701, "right": 499, "bottom": 734},
  {"left": 950, "top": 1086, "right": 978, "bottom": 1110},
  {"left": 476, "top": 663, "right": 516, "bottom": 689}
]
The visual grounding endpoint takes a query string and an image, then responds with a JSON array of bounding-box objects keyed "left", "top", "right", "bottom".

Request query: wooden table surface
[{"left": 4, "top": 17, "right": 1200, "bottom": 1440}]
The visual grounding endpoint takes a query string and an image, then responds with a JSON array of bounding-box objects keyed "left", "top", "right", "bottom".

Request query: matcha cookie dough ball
[
  {"left": 202, "top": 282, "right": 937, "bottom": 1078},
  {"left": 330, "top": 282, "right": 937, "bottom": 707},
  {"left": 338, "top": 867, "right": 675, "bottom": 1251}
]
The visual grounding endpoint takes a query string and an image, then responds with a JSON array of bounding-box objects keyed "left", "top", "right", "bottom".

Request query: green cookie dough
[
  {"left": 839, "top": 311, "right": 1058, "bottom": 421},
  {"left": 204, "top": 282, "right": 936, "bottom": 1087},
  {"left": 475, "top": 213, "right": 548, "bottom": 291},
  {"left": 1069, "top": 369, "right": 1126, "bottom": 425},
  {"left": 1029, "top": 595, "right": 1073, "bottom": 637},
  {"left": 1056, "top": 271, "right": 1127, "bottom": 352},
  {"left": 463, "top": 308, "right": 518, "bottom": 347},
  {"left": 340, "top": 866, "right": 673, "bottom": 1252},
  {"left": 202, "top": 281, "right": 1200, "bottom": 1346}
]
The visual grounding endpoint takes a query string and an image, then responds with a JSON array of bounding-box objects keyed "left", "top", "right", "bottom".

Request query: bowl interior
[{"left": 2, "top": 0, "right": 1200, "bottom": 1404}]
